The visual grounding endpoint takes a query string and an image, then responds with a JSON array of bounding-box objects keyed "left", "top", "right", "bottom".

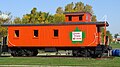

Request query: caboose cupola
[{"left": 64, "top": 12, "right": 92, "bottom": 22}]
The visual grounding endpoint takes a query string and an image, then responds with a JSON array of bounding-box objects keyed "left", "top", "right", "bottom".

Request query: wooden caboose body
[
  {"left": 6, "top": 22, "right": 107, "bottom": 47},
  {"left": 2, "top": 12, "right": 111, "bottom": 57}
]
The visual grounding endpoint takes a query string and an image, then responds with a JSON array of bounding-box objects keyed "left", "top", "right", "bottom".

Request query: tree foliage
[
  {"left": 91, "top": 15, "right": 97, "bottom": 22},
  {"left": 0, "top": 11, "right": 11, "bottom": 23},
  {"left": 13, "top": 17, "right": 22, "bottom": 24},
  {"left": 56, "top": 7, "right": 64, "bottom": 14},
  {"left": 101, "top": 28, "right": 113, "bottom": 44},
  {"left": 65, "top": 2, "right": 74, "bottom": 12},
  {"left": 64, "top": 2, "right": 96, "bottom": 22},
  {"left": 84, "top": 4, "right": 93, "bottom": 14},
  {"left": 12, "top": 2, "right": 97, "bottom": 24},
  {"left": 0, "top": 11, "right": 11, "bottom": 37},
  {"left": 64, "top": 2, "right": 93, "bottom": 14},
  {"left": 53, "top": 14, "right": 65, "bottom": 23},
  {"left": 13, "top": 8, "right": 55, "bottom": 24},
  {"left": 74, "top": 2, "right": 84, "bottom": 12},
  {"left": 114, "top": 33, "right": 119, "bottom": 38}
]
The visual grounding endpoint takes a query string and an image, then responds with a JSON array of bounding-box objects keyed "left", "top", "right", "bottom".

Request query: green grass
[
  {"left": 0, "top": 57, "right": 119, "bottom": 67},
  {"left": 111, "top": 43, "right": 120, "bottom": 49},
  {"left": 0, "top": 43, "right": 120, "bottom": 66}
]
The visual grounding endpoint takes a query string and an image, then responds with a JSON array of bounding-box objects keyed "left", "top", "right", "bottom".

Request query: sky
[{"left": 0, "top": 0, "right": 120, "bottom": 35}]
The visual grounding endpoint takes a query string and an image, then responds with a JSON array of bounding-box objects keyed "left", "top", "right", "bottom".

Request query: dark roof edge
[
  {"left": 1, "top": 22, "right": 109, "bottom": 26},
  {"left": 64, "top": 12, "right": 92, "bottom": 16}
]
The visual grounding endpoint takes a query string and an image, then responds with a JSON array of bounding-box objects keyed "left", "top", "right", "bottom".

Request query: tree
[
  {"left": 63, "top": 2, "right": 96, "bottom": 22},
  {"left": 47, "top": 15, "right": 54, "bottom": 23},
  {"left": 53, "top": 14, "right": 65, "bottom": 23},
  {"left": 91, "top": 15, "right": 97, "bottom": 22},
  {"left": 64, "top": 2, "right": 93, "bottom": 14},
  {"left": 65, "top": 2, "right": 74, "bottom": 12},
  {"left": 106, "top": 30, "right": 113, "bottom": 44},
  {"left": 84, "top": 4, "right": 93, "bottom": 14},
  {"left": 13, "top": 2, "right": 97, "bottom": 24},
  {"left": 74, "top": 2, "right": 84, "bottom": 12},
  {"left": 14, "top": 8, "right": 54, "bottom": 24},
  {"left": 0, "top": 11, "right": 11, "bottom": 23},
  {"left": 55, "top": 7, "right": 65, "bottom": 23},
  {"left": 13, "top": 17, "right": 22, "bottom": 24},
  {"left": 0, "top": 11, "right": 11, "bottom": 37},
  {"left": 113, "top": 33, "right": 119, "bottom": 44},
  {"left": 56, "top": 7, "right": 63, "bottom": 14},
  {"left": 41, "top": 12, "right": 50, "bottom": 24},
  {"left": 101, "top": 28, "right": 113, "bottom": 44},
  {"left": 31, "top": 8, "right": 37, "bottom": 14},
  {"left": 114, "top": 33, "right": 119, "bottom": 38},
  {"left": 22, "top": 14, "right": 31, "bottom": 24}
]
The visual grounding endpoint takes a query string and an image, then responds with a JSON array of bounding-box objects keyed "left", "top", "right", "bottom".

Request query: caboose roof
[
  {"left": 1, "top": 22, "right": 109, "bottom": 27},
  {"left": 64, "top": 12, "right": 92, "bottom": 16}
]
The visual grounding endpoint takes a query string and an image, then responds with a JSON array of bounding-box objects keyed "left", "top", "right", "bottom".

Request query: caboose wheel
[
  {"left": 32, "top": 49, "right": 38, "bottom": 56},
  {"left": 72, "top": 49, "right": 91, "bottom": 57},
  {"left": 11, "top": 51, "right": 17, "bottom": 56},
  {"left": 24, "top": 49, "right": 38, "bottom": 56},
  {"left": 10, "top": 48, "right": 24, "bottom": 56},
  {"left": 24, "top": 49, "right": 34, "bottom": 56},
  {"left": 72, "top": 50, "right": 79, "bottom": 56}
]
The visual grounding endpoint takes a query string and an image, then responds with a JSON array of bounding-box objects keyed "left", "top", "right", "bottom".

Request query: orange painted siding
[
  {"left": 8, "top": 24, "right": 98, "bottom": 47},
  {"left": 84, "top": 13, "right": 91, "bottom": 22}
]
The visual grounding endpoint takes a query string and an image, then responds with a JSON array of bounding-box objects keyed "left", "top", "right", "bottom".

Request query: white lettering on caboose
[{"left": 72, "top": 32, "right": 82, "bottom": 41}]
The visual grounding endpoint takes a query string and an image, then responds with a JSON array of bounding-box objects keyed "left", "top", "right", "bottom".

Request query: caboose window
[
  {"left": 86, "top": 14, "right": 88, "bottom": 21},
  {"left": 79, "top": 15, "right": 83, "bottom": 20},
  {"left": 14, "top": 30, "right": 19, "bottom": 37},
  {"left": 54, "top": 30, "right": 58, "bottom": 37},
  {"left": 34, "top": 30, "right": 38, "bottom": 37},
  {"left": 68, "top": 16, "right": 72, "bottom": 21}
]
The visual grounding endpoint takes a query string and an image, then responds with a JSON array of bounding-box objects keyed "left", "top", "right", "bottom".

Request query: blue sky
[{"left": 0, "top": 0, "right": 120, "bottom": 35}]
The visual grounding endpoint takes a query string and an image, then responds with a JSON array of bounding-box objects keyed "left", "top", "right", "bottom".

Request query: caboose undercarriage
[{"left": 8, "top": 45, "right": 111, "bottom": 57}]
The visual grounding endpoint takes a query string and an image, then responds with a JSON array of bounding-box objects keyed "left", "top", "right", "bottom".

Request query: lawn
[
  {"left": 0, "top": 57, "right": 119, "bottom": 67},
  {"left": 0, "top": 43, "right": 120, "bottom": 67},
  {"left": 111, "top": 43, "right": 120, "bottom": 49}
]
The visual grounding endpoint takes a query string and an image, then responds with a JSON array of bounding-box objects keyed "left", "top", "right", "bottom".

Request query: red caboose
[{"left": 2, "top": 12, "right": 111, "bottom": 57}]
